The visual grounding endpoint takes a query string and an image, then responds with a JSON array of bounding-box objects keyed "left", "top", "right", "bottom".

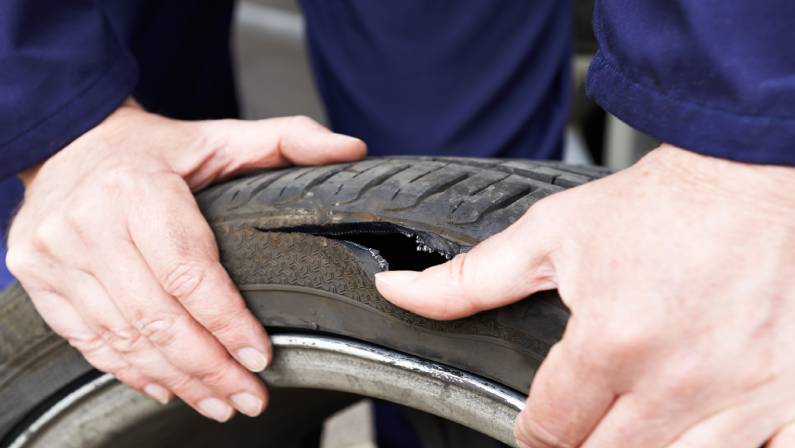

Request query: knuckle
[
  {"left": 99, "top": 326, "right": 143, "bottom": 354},
  {"left": 203, "top": 313, "right": 237, "bottom": 337},
  {"left": 598, "top": 321, "right": 655, "bottom": 361},
  {"left": 31, "top": 223, "right": 59, "bottom": 252},
  {"left": 99, "top": 169, "right": 137, "bottom": 194},
  {"left": 63, "top": 203, "right": 98, "bottom": 233},
  {"left": 161, "top": 262, "right": 205, "bottom": 299},
  {"left": 136, "top": 314, "right": 182, "bottom": 348},
  {"left": 5, "top": 246, "right": 38, "bottom": 277},
  {"left": 446, "top": 253, "right": 470, "bottom": 287},
  {"left": 444, "top": 254, "right": 479, "bottom": 310},
  {"left": 68, "top": 333, "right": 107, "bottom": 355},
  {"left": 195, "top": 363, "right": 235, "bottom": 387},
  {"left": 203, "top": 302, "right": 248, "bottom": 337},
  {"left": 162, "top": 373, "right": 194, "bottom": 392}
]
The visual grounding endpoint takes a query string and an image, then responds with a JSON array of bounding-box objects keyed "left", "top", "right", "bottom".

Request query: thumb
[
  {"left": 222, "top": 115, "right": 366, "bottom": 168},
  {"left": 375, "top": 211, "right": 559, "bottom": 320},
  {"left": 182, "top": 115, "right": 367, "bottom": 188}
]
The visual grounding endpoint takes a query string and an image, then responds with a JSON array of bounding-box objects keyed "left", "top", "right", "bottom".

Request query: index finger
[{"left": 128, "top": 176, "right": 271, "bottom": 372}]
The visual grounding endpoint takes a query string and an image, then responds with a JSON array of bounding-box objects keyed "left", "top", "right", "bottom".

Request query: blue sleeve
[
  {"left": 586, "top": 1, "right": 795, "bottom": 166},
  {"left": 0, "top": 1, "right": 139, "bottom": 180}
]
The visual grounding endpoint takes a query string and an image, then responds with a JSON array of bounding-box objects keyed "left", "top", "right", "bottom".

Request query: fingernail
[
  {"left": 516, "top": 440, "right": 531, "bottom": 448},
  {"left": 237, "top": 347, "right": 269, "bottom": 372},
  {"left": 374, "top": 271, "right": 420, "bottom": 285},
  {"left": 230, "top": 392, "right": 264, "bottom": 417},
  {"left": 144, "top": 384, "right": 170, "bottom": 405},
  {"left": 198, "top": 398, "right": 234, "bottom": 422}
]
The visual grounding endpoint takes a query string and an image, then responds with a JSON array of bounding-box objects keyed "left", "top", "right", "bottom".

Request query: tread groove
[
  {"left": 469, "top": 174, "right": 511, "bottom": 197},
  {"left": 231, "top": 170, "right": 294, "bottom": 209},
  {"left": 352, "top": 160, "right": 389, "bottom": 178},
  {"left": 471, "top": 186, "right": 535, "bottom": 223},
  {"left": 302, "top": 167, "right": 348, "bottom": 195},
  {"left": 294, "top": 168, "right": 314, "bottom": 180},
  {"left": 340, "top": 165, "right": 413, "bottom": 204},
  {"left": 450, "top": 199, "right": 465, "bottom": 215},
  {"left": 386, "top": 172, "right": 471, "bottom": 211},
  {"left": 408, "top": 163, "right": 450, "bottom": 183}
]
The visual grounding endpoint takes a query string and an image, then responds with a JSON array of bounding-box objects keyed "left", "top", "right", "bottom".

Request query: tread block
[
  {"left": 386, "top": 165, "right": 474, "bottom": 210},
  {"left": 312, "top": 161, "right": 414, "bottom": 204},
  {"left": 449, "top": 175, "right": 539, "bottom": 224},
  {"left": 256, "top": 165, "right": 347, "bottom": 204}
]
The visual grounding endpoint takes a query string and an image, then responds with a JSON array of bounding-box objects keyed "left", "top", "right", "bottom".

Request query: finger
[
  {"left": 663, "top": 403, "right": 778, "bottom": 448},
  {"left": 197, "top": 115, "right": 367, "bottom": 180},
  {"left": 271, "top": 116, "right": 367, "bottom": 165},
  {"left": 60, "top": 271, "right": 244, "bottom": 419},
  {"left": 21, "top": 285, "right": 171, "bottom": 404},
  {"left": 85, "top": 236, "right": 268, "bottom": 419},
  {"left": 768, "top": 421, "right": 795, "bottom": 448},
  {"left": 515, "top": 336, "right": 615, "bottom": 448},
  {"left": 375, "top": 208, "right": 558, "bottom": 320},
  {"left": 128, "top": 178, "right": 271, "bottom": 373},
  {"left": 51, "top": 269, "right": 239, "bottom": 413},
  {"left": 13, "top": 222, "right": 247, "bottom": 419}
]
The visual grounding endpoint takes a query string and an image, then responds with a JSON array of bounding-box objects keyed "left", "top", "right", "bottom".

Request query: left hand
[{"left": 376, "top": 145, "right": 795, "bottom": 447}]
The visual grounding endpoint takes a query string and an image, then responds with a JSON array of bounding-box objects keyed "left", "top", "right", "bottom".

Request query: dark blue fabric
[
  {"left": 300, "top": 0, "right": 569, "bottom": 160},
  {"left": 98, "top": 1, "right": 239, "bottom": 121},
  {"left": 0, "top": 0, "right": 238, "bottom": 182},
  {"left": 0, "top": 178, "right": 22, "bottom": 288},
  {"left": 0, "top": 1, "right": 139, "bottom": 181},
  {"left": 587, "top": 0, "right": 795, "bottom": 166}
]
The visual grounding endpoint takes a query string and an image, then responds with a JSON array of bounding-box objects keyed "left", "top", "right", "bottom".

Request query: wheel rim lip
[{"left": 10, "top": 333, "right": 525, "bottom": 448}]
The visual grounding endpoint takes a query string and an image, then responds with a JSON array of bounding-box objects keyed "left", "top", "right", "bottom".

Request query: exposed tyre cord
[{"left": 0, "top": 157, "right": 608, "bottom": 443}]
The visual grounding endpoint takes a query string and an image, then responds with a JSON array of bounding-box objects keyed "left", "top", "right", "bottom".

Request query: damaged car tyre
[{"left": 0, "top": 157, "right": 607, "bottom": 447}]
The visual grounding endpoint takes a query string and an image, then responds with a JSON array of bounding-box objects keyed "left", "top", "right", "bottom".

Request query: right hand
[{"left": 6, "top": 99, "right": 366, "bottom": 421}]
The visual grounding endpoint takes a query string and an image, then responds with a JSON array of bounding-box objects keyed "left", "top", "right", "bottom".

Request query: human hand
[
  {"left": 7, "top": 99, "right": 366, "bottom": 421},
  {"left": 376, "top": 145, "right": 795, "bottom": 447}
]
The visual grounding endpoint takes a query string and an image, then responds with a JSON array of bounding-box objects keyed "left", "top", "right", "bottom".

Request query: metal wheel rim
[{"left": 10, "top": 333, "right": 525, "bottom": 447}]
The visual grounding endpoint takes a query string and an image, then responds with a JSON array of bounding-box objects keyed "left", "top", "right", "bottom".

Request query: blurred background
[{"left": 233, "top": 0, "right": 657, "bottom": 171}]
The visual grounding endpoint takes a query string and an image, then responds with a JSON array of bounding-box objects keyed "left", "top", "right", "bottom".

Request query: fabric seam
[{"left": 592, "top": 54, "right": 795, "bottom": 123}]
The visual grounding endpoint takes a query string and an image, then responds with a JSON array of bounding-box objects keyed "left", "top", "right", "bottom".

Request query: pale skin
[
  {"left": 376, "top": 145, "right": 795, "bottom": 447},
  {"left": 6, "top": 99, "right": 366, "bottom": 421}
]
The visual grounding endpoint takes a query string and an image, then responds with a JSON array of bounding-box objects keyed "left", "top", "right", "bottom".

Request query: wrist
[
  {"left": 18, "top": 97, "right": 145, "bottom": 189},
  {"left": 641, "top": 144, "right": 795, "bottom": 218}
]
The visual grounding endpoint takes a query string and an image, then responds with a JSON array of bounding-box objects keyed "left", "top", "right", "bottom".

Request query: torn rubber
[{"left": 256, "top": 222, "right": 467, "bottom": 274}]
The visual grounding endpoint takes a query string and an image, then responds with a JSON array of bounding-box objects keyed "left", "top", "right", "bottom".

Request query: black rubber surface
[{"left": 0, "top": 157, "right": 608, "bottom": 442}]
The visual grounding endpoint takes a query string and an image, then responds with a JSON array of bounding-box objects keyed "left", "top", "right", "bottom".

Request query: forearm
[{"left": 0, "top": 1, "right": 138, "bottom": 181}]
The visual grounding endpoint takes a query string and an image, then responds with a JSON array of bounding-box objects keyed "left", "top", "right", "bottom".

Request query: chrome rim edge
[{"left": 10, "top": 333, "right": 525, "bottom": 447}]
